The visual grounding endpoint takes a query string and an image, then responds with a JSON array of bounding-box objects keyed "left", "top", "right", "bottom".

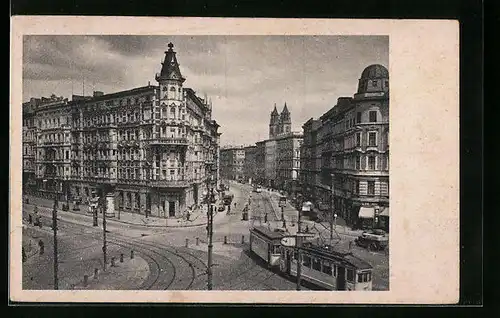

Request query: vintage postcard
[{"left": 10, "top": 17, "right": 459, "bottom": 303}]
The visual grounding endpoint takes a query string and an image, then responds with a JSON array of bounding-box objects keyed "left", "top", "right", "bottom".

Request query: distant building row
[{"left": 220, "top": 103, "right": 302, "bottom": 194}]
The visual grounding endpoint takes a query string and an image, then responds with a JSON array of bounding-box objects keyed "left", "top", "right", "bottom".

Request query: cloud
[{"left": 22, "top": 35, "right": 388, "bottom": 146}]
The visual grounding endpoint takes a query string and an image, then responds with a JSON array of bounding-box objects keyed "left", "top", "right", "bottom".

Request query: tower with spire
[
  {"left": 269, "top": 102, "right": 292, "bottom": 138},
  {"left": 280, "top": 102, "right": 291, "bottom": 134},
  {"left": 269, "top": 104, "right": 279, "bottom": 138}
]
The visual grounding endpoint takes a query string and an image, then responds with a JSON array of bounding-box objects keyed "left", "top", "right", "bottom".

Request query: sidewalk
[{"left": 24, "top": 194, "right": 226, "bottom": 229}]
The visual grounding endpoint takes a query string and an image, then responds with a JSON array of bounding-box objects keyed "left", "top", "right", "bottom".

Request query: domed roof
[{"left": 360, "top": 64, "right": 388, "bottom": 79}]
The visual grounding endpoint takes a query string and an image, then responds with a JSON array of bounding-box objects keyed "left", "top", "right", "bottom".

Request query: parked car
[
  {"left": 217, "top": 205, "right": 225, "bottom": 212},
  {"left": 355, "top": 229, "right": 388, "bottom": 251}
]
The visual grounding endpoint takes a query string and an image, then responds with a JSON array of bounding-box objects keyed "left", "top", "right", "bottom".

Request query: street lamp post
[
  {"left": 296, "top": 193, "right": 303, "bottom": 291},
  {"left": 52, "top": 197, "right": 59, "bottom": 290},
  {"left": 204, "top": 161, "right": 216, "bottom": 290}
]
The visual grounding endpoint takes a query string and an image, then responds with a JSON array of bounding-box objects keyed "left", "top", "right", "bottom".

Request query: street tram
[
  {"left": 279, "top": 242, "right": 374, "bottom": 291},
  {"left": 249, "top": 226, "right": 286, "bottom": 267}
]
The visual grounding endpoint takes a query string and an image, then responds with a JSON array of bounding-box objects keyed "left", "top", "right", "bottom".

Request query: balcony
[
  {"left": 149, "top": 179, "right": 190, "bottom": 188},
  {"left": 144, "top": 137, "right": 189, "bottom": 146},
  {"left": 118, "top": 140, "right": 140, "bottom": 148}
]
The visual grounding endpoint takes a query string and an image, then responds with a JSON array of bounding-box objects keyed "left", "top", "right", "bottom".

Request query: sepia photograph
[
  {"left": 21, "top": 35, "right": 389, "bottom": 292},
  {"left": 11, "top": 17, "right": 459, "bottom": 304}
]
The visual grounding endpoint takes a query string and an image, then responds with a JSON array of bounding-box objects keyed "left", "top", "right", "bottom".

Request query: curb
[{"left": 24, "top": 200, "right": 218, "bottom": 229}]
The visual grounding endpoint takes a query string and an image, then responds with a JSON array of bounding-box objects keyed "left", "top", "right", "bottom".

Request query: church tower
[
  {"left": 269, "top": 104, "right": 279, "bottom": 139},
  {"left": 280, "top": 102, "right": 291, "bottom": 135}
]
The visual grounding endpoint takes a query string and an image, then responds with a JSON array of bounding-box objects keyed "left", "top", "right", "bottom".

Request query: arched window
[{"left": 170, "top": 86, "right": 176, "bottom": 92}]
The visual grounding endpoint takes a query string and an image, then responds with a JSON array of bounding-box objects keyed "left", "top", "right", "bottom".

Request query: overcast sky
[{"left": 23, "top": 35, "right": 388, "bottom": 146}]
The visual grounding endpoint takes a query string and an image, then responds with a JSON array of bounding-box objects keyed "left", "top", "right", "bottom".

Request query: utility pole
[
  {"left": 207, "top": 182, "right": 214, "bottom": 290},
  {"left": 52, "top": 198, "right": 59, "bottom": 290},
  {"left": 331, "top": 195, "right": 334, "bottom": 242},
  {"left": 296, "top": 196, "right": 302, "bottom": 291},
  {"left": 102, "top": 195, "right": 107, "bottom": 271}
]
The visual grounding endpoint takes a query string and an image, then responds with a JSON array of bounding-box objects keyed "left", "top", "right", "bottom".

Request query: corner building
[
  {"left": 26, "top": 43, "right": 220, "bottom": 218},
  {"left": 300, "top": 64, "right": 389, "bottom": 228}
]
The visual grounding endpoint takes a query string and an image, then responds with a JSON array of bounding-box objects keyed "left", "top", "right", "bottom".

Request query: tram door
[{"left": 337, "top": 267, "right": 346, "bottom": 290}]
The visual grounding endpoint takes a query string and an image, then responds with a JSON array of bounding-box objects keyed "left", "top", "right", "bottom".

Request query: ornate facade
[
  {"left": 300, "top": 64, "right": 389, "bottom": 228},
  {"left": 23, "top": 43, "right": 221, "bottom": 218}
]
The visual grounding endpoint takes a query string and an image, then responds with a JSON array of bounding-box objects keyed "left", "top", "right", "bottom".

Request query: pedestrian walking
[
  {"left": 264, "top": 213, "right": 268, "bottom": 223},
  {"left": 349, "top": 240, "right": 353, "bottom": 251}
]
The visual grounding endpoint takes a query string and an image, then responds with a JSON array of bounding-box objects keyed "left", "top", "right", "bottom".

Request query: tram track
[{"left": 28, "top": 214, "right": 207, "bottom": 290}]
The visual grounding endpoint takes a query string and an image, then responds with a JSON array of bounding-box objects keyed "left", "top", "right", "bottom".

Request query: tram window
[
  {"left": 303, "top": 255, "right": 311, "bottom": 268},
  {"left": 312, "top": 258, "right": 321, "bottom": 271},
  {"left": 347, "top": 269, "right": 354, "bottom": 282},
  {"left": 358, "top": 272, "right": 371, "bottom": 283},
  {"left": 322, "top": 263, "right": 332, "bottom": 275}
]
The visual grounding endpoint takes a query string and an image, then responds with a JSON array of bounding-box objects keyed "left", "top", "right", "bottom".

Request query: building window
[
  {"left": 367, "top": 181, "right": 375, "bottom": 195},
  {"left": 170, "top": 86, "right": 176, "bottom": 92},
  {"left": 355, "top": 156, "right": 361, "bottom": 170},
  {"left": 372, "top": 80, "right": 378, "bottom": 87},
  {"left": 356, "top": 112, "right": 362, "bottom": 123},
  {"left": 369, "top": 111, "right": 377, "bottom": 122},
  {"left": 355, "top": 180, "right": 360, "bottom": 194},
  {"left": 368, "top": 132, "right": 377, "bottom": 146},
  {"left": 368, "top": 156, "right": 376, "bottom": 170},
  {"left": 356, "top": 132, "right": 361, "bottom": 147}
]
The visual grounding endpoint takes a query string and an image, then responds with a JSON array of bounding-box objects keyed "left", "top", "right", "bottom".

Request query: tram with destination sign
[
  {"left": 249, "top": 226, "right": 286, "bottom": 267},
  {"left": 279, "top": 242, "right": 374, "bottom": 291}
]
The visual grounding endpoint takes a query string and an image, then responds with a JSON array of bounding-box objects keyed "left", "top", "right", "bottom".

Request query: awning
[
  {"left": 379, "top": 207, "right": 389, "bottom": 217},
  {"left": 358, "top": 207, "right": 375, "bottom": 219}
]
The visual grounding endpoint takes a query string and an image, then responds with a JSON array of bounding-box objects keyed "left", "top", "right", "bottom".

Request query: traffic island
[{"left": 72, "top": 254, "right": 149, "bottom": 290}]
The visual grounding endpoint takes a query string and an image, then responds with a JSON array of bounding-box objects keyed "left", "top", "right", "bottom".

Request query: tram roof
[
  {"left": 251, "top": 226, "right": 285, "bottom": 240},
  {"left": 301, "top": 243, "right": 373, "bottom": 270}
]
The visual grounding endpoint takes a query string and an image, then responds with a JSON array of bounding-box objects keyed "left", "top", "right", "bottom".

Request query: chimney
[{"left": 93, "top": 91, "right": 104, "bottom": 97}]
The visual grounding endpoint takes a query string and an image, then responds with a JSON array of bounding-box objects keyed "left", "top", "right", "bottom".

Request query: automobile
[
  {"left": 255, "top": 187, "right": 262, "bottom": 193},
  {"left": 217, "top": 205, "right": 225, "bottom": 212},
  {"left": 355, "top": 228, "right": 388, "bottom": 251}
]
